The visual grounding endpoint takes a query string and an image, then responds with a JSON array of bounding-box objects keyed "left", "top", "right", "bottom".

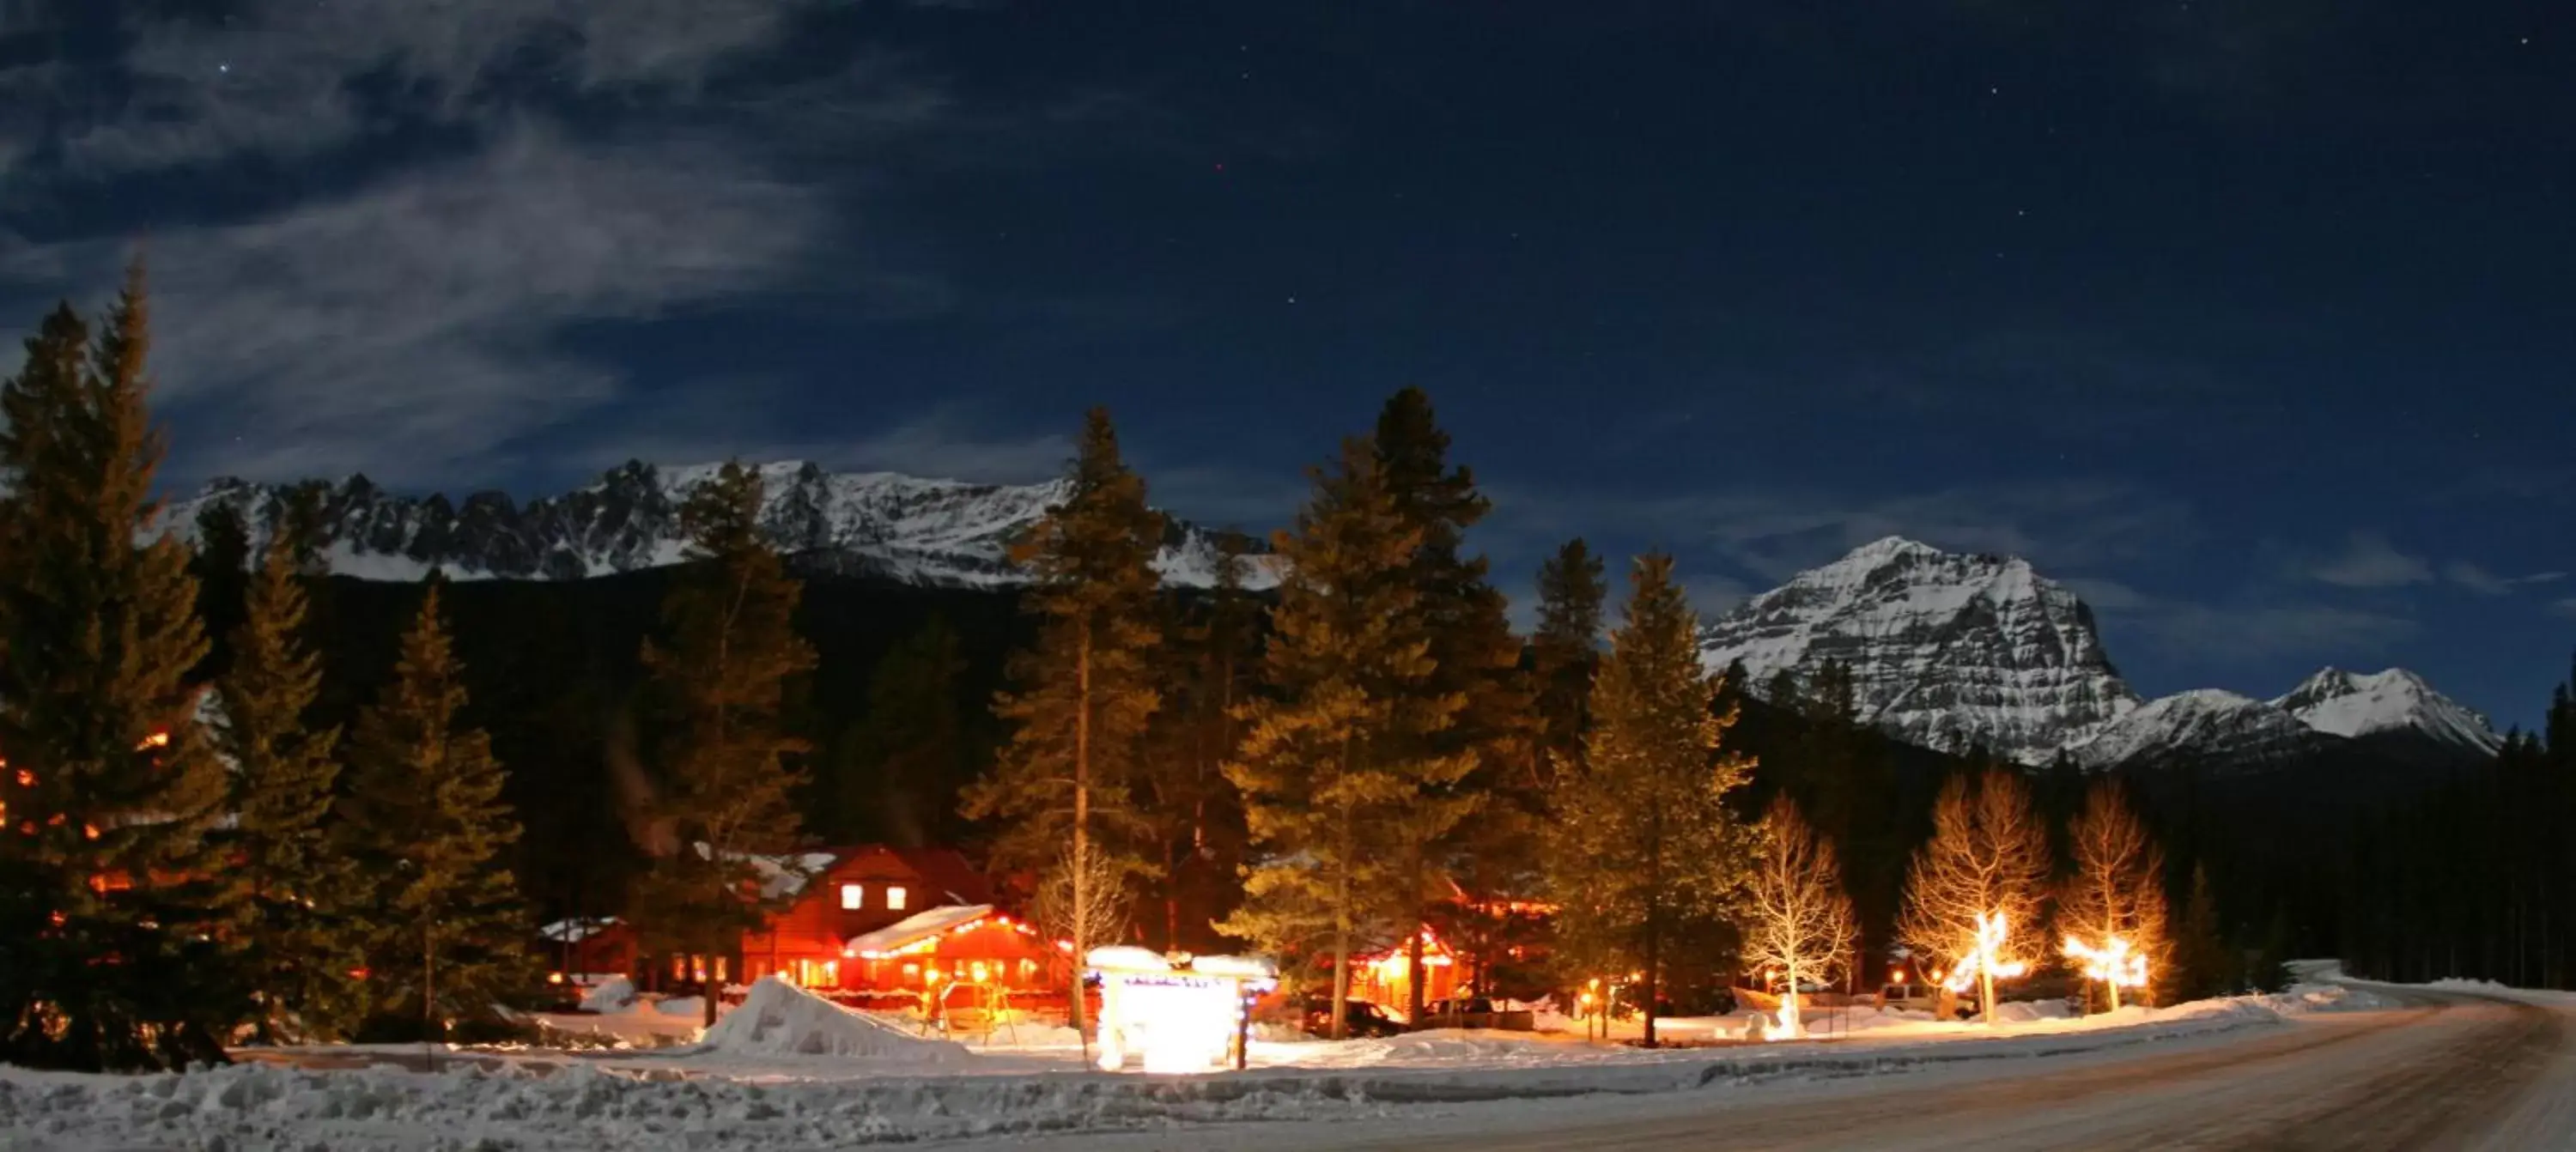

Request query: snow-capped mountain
[
  {"left": 162, "top": 460, "right": 1269, "bottom": 590},
  {"left": 1695, "top": 536, "right": 2142, "bottom": 764},
  {"left": 2269, "top": 667, "right": 2504, "bottom": 756},
  {"left": 1698, "top": 537, "right": 2502, "bottom": 770},
  {"left": 2063, "top": 689, "right": 2332, "bottom": 771}
]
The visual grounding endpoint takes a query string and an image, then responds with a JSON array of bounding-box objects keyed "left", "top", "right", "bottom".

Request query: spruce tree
[
  {"left": 1540, "top": 553, "right": 1754, "bottom": 1046},
  {"left": 1899, "top": 769, "right": 2052, "bottom": 1024},
  {"left": 0, "top": 271, "right": 239, "bottom": 1071},
  {"left": 1371, "top": 388, "right": 1528, "bottom": 1022},
  {"left": 827, "top": 615, "right": 968, "bottom": 846},
  {"left": 1529, "top": 537, "right": 1607, "bottom": 791},
  {"left": 629, "top": 462, "right": 820, "bottom": 1027},
  {"left": 2059, "top": 780, "right": 2168, "bottom": 1012},
  {"left": 1142, "top": 532, "right": 1261, "bottom": 952},
  {"left": 2160, "top": 863, "right": 2230, "bottom": 1003},
  {"left": 1221, "top": 440, "right": 1475, "bottom": 1038},
  {"left": 216, "top": 528, "right": 361, "bottom": 1040},
  {"left": 345, "top": 582, "right": 526, "bottom": 1042},
  {"left": 962, "top": 410, "right": 1165, "bottom": 1031}
]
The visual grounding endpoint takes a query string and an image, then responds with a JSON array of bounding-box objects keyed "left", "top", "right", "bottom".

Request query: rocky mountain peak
[{"left": 1697, "top": 537, "right": 2141, "bottom": 764}]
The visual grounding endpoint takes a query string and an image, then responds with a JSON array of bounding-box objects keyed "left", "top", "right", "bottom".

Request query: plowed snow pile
[{"left": 697, "top": 976, "right": 969, "bottom": 1063}]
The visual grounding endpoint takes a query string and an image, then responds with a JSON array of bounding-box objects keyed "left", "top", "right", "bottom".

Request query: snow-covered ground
[{"left": 0, "top": 973, "right": 2413, "bottom": 1149}]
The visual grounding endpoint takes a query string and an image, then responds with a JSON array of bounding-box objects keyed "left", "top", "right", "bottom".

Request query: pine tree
[
  {"left": 826, "top": 615, "right": 968, "bottom": 846},
  {"left": 2161, "top": 863, "right": 2230, "bottom": 1003},
  {"left": 0, "top": 270, "right": 239, "bottom": 1071},
  {"left": 1142, "top": 532, "right": 1261, "bottom": 952},
  {"left": 1529, "top": 537, "right": 1607, "bottom": 790},
  {"left": 1221, "top": 440, "right": 1475, "bottom": 1038},
  {"left": 216, "top": 527, "right": 361, "bottom": 1040},
  {"left": 1371, "top": 388, "right": 1528, "bottom": 1022},
  {"left": 962, "top": 410, "right": 1165, "bottom": 1032},
  {"left": 1742, "top": 795, "right": 1859, "bottom": 1036},
  {"left": 629, "top": 462, "right": 820, "bottom": 1027},
  {"left": 1899, "top": 769, "right": 2051, "bottom": 1025},
  {"left": 2059, "top": 780, "right": 2168, "bottom": 1012},
  {"left": 1540, "top": 553, "right": 1754, "bottom": 1046},
  {"left": 344, "top": 582, "right": 526, "bottom": 1042}
]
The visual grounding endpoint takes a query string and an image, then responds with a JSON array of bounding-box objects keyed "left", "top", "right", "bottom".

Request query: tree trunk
[
  {"left": 422, "top": 920, "right": 439, "bottom": 1069},
  {"left": 1406, "top": 924, "right": 1426, "bottom": 1025},
  {"left": 1331, "top": 769, "right": 1354, "bottom": 1041},
  {"left": 1980, "top": 966, "right": 1996, "bottom": 1028},
  {"left": 1783, "top": 955, "right": 1801, "bottom": 1037},
  {"left": 1071, "top": 621, "right": 1092, "bottom": 1034}
]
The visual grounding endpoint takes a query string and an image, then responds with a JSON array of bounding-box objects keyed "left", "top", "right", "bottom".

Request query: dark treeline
[{"left": 2338, "top": 669, "right": 2576, "bottom": 986}]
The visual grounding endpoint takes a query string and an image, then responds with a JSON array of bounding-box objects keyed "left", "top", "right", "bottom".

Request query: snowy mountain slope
[
  {"left": 2270, "top": 667, "right": 2504, "bottom": 756},
  {"left": 2063, "top": 689, "right": 2334, "bottom": 771},
  {"left": 1697, "top": 537, "right": 2500, "bottom": 771},
  {"left": 1696, "top": 537, "right": 2142, "bottom": 764},
  {"left": 161, "top": 460, "right": 1272, "bottom": 591}
]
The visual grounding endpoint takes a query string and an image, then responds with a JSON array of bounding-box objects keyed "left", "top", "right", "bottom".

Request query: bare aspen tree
[{"left": 1742, "top": 795, "right": 1860, "bottom": 1037}]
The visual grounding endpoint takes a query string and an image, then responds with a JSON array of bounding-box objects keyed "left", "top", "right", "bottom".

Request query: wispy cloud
[
  {"left": 2308, "top": 531, "right": 2433, "bottom": 589},
  {"left": 44, "top": 0, "right": 816, "bottom": 177},
  {"left": 2062, "top": 576, "right": 2417, "bottom": 664},
  {"left": 7, "top": 127, "right": 834, "bottom": 486}
]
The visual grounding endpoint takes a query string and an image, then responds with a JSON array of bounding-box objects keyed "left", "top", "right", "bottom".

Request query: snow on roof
[
  {"left": 844, "top": 904, "right": 995, "bottom": 957},
  {"left": 540, "top": 917, "right": 623, "bottom": 943}
]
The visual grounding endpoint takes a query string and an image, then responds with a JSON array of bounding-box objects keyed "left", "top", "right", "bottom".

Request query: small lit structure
[
  {"left": 2063, "top": 933, "right": 2151, "bottom": 1011},
  {"left": 1087, "top": 947, "right": 1278, "bottom": 1075},
  {"left": 1349, "top": 925, "right": 1460, "bottom": 1010}
]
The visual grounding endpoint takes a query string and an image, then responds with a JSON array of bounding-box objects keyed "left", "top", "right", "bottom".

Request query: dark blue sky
[{"left": 2, "top": 1, "right": 2571, "bottom": 725}]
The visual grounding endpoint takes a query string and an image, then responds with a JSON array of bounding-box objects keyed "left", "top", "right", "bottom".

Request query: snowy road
[{"left": 1012, "top": 985, "right": 2575, "bottom": 1151}]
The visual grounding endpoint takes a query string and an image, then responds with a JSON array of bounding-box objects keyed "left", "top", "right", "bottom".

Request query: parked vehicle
[
  {"left": 1417, "top": 997, "right": 1539, "bottom": 1032},
  {"left": 1303, "top": 997, "right": 1406, "bottom": 1038}
]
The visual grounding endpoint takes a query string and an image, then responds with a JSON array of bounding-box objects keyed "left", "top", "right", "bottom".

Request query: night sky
[{"left": 1, "top": 2, "right": 2570, "bottom": 725}]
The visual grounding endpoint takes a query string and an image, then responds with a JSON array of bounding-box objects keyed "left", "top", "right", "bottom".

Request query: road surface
[{"left": 1007, "top": 985, "right": 2575, "bottom": 1150}]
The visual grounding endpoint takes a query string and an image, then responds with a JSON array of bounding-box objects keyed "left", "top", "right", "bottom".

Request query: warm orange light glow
[
  {"left": 1891, "top": 968, "right": 1905, "bottom": 983},
  {"left": 1941, "top": 911, "right": 2030, "bottom": 994},
  {"left": 2063, "top": 934, "right": 2150, "bottom": 991},
  {"left": 137, "top": 731, "right": 170, "bottom": 751},
  {"left": 12, "top": 769, "right": 31, "bottom": 787},
  {"left": 547, "top": 972, "right": 565, "bottom": 985}
]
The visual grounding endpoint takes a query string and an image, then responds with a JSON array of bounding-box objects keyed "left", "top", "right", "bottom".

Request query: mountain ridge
[
  {"left": 162, "top": 459, "right": 1271, "bottom": 591},
  {"left": 1698, "top": 535, "right": 2500, "bottom": 770}
]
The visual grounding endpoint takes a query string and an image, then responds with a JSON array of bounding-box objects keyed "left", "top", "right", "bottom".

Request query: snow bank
[
  {"left": 579, "top": 977, "right": 636, "bottom": 1014},
  {"left": 696, "top": 977, "right": 969, "bottom": 1063},
  {"left": 1990, "top": 1000, "right": 2076, "bottom": 1024}
]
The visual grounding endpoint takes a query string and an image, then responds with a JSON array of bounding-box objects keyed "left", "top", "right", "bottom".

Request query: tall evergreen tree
[
  {"left": 1221, "top": 440, "right": 1475, "bottom": 1037},
  {"left": 216, "top": 527, "right": 361, "bottom": 1040},
  {"left": 2161, "top": 863, "right": 2230, "bottom": 1003},
  {"left": 826, "top": 615, "right": 968, "bottom": 846},
  {"left": 628, "top": 462, "right": 820, "bottom": 1027},
  {"left": 2059, "top": 780, "right": 2168, "bottom": 1012},
  {"left": 1142, "top": 533, "right": 1261, "bottom": 952},
  {"left": 1529, "top": 537, "right": 1607, "bottom": 790},
  {"left": 1899, "top": 769, "right": 2051, "bottom": 1025},
  {"left": 344, "top": 582, "right": 526, "bottom": 1042},
  {"left": 962, "top": 410, "right": 1165, "bottom": 1031},
  {"left": 1371, "top": 388, "right": 1529, "bottom": 1022},
  {"left": 0, "top": 270, "right": 238, "bottom": 1070},
  {"left": 1540, "top": 553, "right": 1754, "bottom": 1046}
]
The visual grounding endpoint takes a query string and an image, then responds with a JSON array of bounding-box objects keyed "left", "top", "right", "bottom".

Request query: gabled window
[
  {"left": 841, "top": 883, "right": 865, "bottom": 910},
  {"left": 886, "top": 885, "right": 908, "bottom": 911}
]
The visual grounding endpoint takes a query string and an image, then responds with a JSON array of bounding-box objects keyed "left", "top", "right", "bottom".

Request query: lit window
[
  {"left": 841, "top": 883, "right": 865, "bottom": 910},
  {"left": 671, "top": 955, "right": 686, "bottom": 980},
  {"left": 885, "top": 886, "right": 908, "bottom": 911},
  {"left": 714, "top": 956, "right": 728, "bottom": 983}
]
